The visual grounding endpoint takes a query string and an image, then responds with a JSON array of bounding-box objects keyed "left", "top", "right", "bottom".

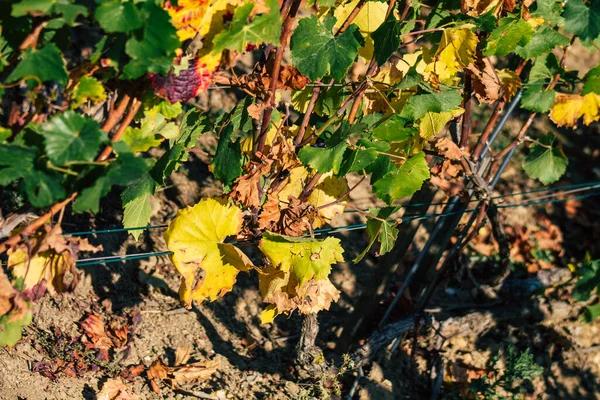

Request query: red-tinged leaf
[{"left": 150, "top": 55, "right": 220, "bottom": 103}]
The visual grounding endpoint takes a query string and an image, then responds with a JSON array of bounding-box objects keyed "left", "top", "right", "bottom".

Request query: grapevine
[{"left": 1, "top": 0, "right": 600, "bottom": 390}]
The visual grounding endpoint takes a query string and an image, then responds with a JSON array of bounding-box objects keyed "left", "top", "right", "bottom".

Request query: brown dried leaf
[
  {"left": 97, "top": 378, "right": 138, "bottom": 400},
  {"left": 170, "top": 358, "right": 221, "bottom": 383},
  {"left": 277, "top": 65, "right": 310, "bottom": 90},
  {"left": 247, "top": 102, "right": 267, "bottom": 121},
  {"left": 467, "top": 57, "right": 501, "bottom": 104},
  {"left": 147, "top": 359, "right": 169, "bottom": 381},
  {"left": 434, "top": 138, "right": 464, "bottom": 160},
  {"left": 231, "top": 159, "right": 274, "bottom": 208},
  {"left": 175, "top": 345, "right": 192, "bottom": 366},
  {"left": 80, "top": 312, "right": 113, "bottom": 349},
  {"left": 0, "top": 269, "right": 16, "bottom": 316}
]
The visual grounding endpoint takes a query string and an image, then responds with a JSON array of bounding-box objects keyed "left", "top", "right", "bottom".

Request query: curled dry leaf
[
  {"left": 466, "top": 56, "right": 501, "bottom": 104},
  {"left": 231, "top": 158, "right": 274, "bottom": 208},
  {"left": 148, "top": 359, "right": 169, "bottom": 380},
  {"left": 80, "top": 312, "right": 114, "bottom": 349},
  {"left": 6, "top": 225, "right": 102, "bottom": 295},
  {"left": 97, "top": 377, "right": 139, "bottom": 400},
  {"left": 463, "top": 0, "right": 503, "bottom": 16},
  {"left": 434, "top": 138, "right": 464, "bottom": 160},
  {"left": 171, "top": 358, "right": 221, "bottom": 383},
  {"left": 147, "top": 357, "right": 220, "bottom": 392},
  {"left": 175, "top": 345, "right": 192, "bottom": 366}
]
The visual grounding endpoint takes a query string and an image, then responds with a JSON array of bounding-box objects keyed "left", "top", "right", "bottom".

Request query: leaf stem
[{"left": 46, "top": 162, "right": 78, "bottom": 176}]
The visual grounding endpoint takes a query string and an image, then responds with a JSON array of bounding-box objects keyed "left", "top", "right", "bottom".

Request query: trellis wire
[
  {"left": 63, "top": 180, "right": 600, "bottom": 237},
  {"left": 74, "top": 189, "right": 600, "bottom": 266}
]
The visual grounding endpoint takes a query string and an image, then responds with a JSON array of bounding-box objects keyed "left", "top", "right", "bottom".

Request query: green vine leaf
[
  {"left": 290, "top": 15, "right": 363, "bottom": 81},
  {"left": 212, "top": 0, "right": 282, "bottom": 53},
  {"left": 371, "top": 13, "right": 402, "bottom": 66},
  {"left": 405, "top": 90, "right": 463, "bottom": 120},
  {"left": 522, "top": 133, "right": 568, "bottom": 185},
  {"left": 71, "top": 76, "right": 107, "bottom": 109},
  {"left": 151, "top": 109, "right": 206, "bottom": 185},
  {"left": 373, "top": 151, "right": 430, "bottom": 204},
  {"left": 122, "top": 173, "right": 156, "bottom": 240},
  {"left": 210, "top": 125, "right": 243, "bottom": 188},
  {"left": 372, "top": 115, "right": 417, "bottom": 142},
  {"left": 573, "top": 258, "right": 600, "bottom": 302},
  {"left": 483, "top": 18, "right": 534, "bottom": 57},
  {"left": 583, "top": 65, "right": 600, "bottom": 95},
  {"left": 521, "top": 85, "right": 556, "bottom": 113},
  {"left": 123, "top": 2, "right": 180, "bottom": 79},
  {"left": 514, "top": 25, "right": 570, "bottom": 60},
  {"left": 259, "top": 232, "right": 344, "bottom": 287},
  {"left": 0, "top": 145, "right": 36, "bottom": 186},
  {"left": 95, "top": 0, "right": 142, "bottom": 33},
  {"left": 74, "top": 149, "right": 147, "bottom": 213},
  {"left": 22, "top": 169, "right": 65, "bottom": 208},
  {"left": 563, "top": 0, "right": 600, "bottom": 42},
  {"left": 298, "top": 143, "right": 347, "bottom": 174},
  {"left": 40, "top": 111, "right": 107, "bottom": 166},
  {"left": 354, "top": 206, "right": 400, "bottom": 262},
  {"left": 7, "top": 43, "right": 68, "bottom": 86}
]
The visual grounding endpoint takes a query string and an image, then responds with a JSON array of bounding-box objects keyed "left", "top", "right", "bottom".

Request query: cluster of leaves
[
  {"left": 1, "top": 0, "right": 600, "bottom": 339},
  {"left": 445, "top": 345, "right": 543, "bottom": 399}
]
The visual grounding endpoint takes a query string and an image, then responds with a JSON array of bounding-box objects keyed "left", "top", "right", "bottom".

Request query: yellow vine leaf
[
  {"left": 424, "top": 27, "right": 477, "bottom": 86},
  {"left": 333, "top": 0, "right": 388, "bottom": 60},
  {"left": 419, "top": 108, "right": 465, "bottom": 140},
  {"left": 259, "top": 232, "right": 344, "bottom": 286},
  {"left": 8, "top": 249, "right": 71, "bottom": 294},
  {"left": 275, "top": 167, "right": 348, "bottom": 228},
  {"left": 550, "top": 92, "right": 600, "bottom": 127},
  {"left": 258, "top": 232, "right": 343, "bottom": 323},
  {"left": 306, "top": 173, "right": 349, "bottom": 228},
  {"left": 166, "top": 0, "right": 240, "bottom": 42},
  {"left": 164, "top": 198, "right": 254, "bottom": 308},
  {"left": 497, "top": 69, "right": 522, "bottom": 101}
]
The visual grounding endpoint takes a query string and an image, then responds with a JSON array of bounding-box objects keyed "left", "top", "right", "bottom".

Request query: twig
[
  {"left": 97, "top": 97, "right": 141, "bottom": 161},
  {"left": 294, "top": 82, "right": 322, "bottom": 148},
  {"left": 299, "top": 173, "right": 322, "bottom": 201},
  {"left": 460, "top": 74, "right": 472, "bottom": 148},
  {"left": 338, "top": 0, "right": 368, "bottom": 35},
  {"left": 256, "top": 0, "right": 301, "bottom": 154}
]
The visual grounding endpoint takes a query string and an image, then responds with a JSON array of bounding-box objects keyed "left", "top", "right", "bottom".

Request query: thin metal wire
[
  {"left": 74, "top": 190, "right": 600, "bottom": 266},
  {"left": 62, "top": 181, "right": 600, "bottom": 237}
]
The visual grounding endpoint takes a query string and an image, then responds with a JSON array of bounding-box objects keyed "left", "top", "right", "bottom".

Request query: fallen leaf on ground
[
  {"left": 175, "top": 345, "right": 192, "bottom": 366},
  {"left": 80, "top": 312, "right": 113, "bottom": 349},
  {"left": 171, "top": 358, "right": 221, "bottom": 383},
  {"left": 97, "top": 377, "right": 139, "bottom": 400}
]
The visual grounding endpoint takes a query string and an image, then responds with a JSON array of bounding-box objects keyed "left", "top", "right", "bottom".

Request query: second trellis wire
[{"left": 74, "top": 188, "right": 600, "bottom": 267}]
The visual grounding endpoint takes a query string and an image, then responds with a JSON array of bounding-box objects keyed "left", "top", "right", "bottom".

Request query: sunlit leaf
[{"left": 164, "top": 199, "right": 254, "bottom": 307}]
